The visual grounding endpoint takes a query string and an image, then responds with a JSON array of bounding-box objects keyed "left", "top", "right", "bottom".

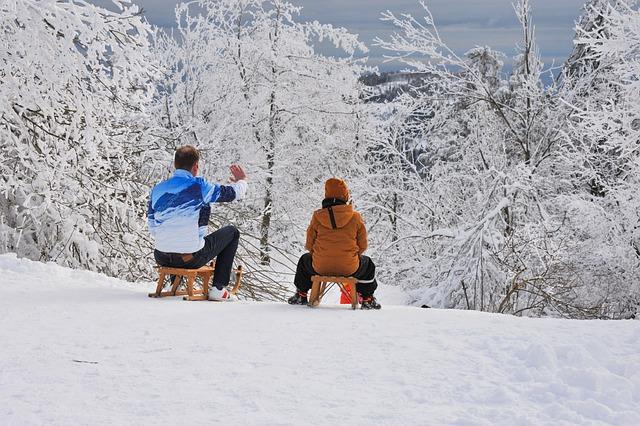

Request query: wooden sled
[
  {"left": 308, "top": 275, "right": 358, "bottom": 310},
  {"left": 148, "top": 262, "right": 243, "bottom": 301}
]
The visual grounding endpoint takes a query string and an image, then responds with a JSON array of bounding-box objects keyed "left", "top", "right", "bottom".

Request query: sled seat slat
[{"left": 309, "top": 276, "right": 358, "bottom": 310}]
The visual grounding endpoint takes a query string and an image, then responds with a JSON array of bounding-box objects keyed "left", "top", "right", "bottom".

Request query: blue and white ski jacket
[{"left": 147, "top": 169, "right": 247, "bottom": 253}]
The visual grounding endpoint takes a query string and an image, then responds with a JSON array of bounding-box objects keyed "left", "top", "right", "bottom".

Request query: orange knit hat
[{"left": 325, "top": 178, "right": 350, "bottom": 201}]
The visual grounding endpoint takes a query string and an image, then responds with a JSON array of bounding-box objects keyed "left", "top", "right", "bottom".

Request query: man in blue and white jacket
[{"left": 147, "top": 145, "right": 248, "bottom": 301}]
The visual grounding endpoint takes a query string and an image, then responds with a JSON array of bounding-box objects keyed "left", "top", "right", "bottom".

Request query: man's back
[{"left": 148, "top": 169, "right": 244, "bottom": 253}]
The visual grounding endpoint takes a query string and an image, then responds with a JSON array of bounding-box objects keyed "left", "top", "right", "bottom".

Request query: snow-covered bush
[
  {"left": 371, "top": 0, "right": 640, "bottom": 318},
  {"left": 0, "top": 0, "right": 156, "bottom": 278}
]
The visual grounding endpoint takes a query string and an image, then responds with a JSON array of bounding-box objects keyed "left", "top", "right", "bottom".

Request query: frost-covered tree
[
  {"left": 558, "top": 0, "right": 640, "bottom": 318},
  {"left": 372, "top": 0, "right": 636, "bottom": 318},
  {"left": 0, "top": 0, "right": 155, "bottom": 278},
  {"left": 154, "top": 0, "right": 368, "bottom": 272},
  {"left": 4, "top": 0, "right": 637, "bottom": 315},
  {"left": 565, "top": 0, "right": 638, "bottom": 80}
]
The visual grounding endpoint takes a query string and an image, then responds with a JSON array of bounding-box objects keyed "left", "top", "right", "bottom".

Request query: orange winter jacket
[{"left": 305, "top": 203, "right": 368, "bottom": 276}]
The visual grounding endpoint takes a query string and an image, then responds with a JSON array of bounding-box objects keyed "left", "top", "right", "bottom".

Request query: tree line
[{"left": 1, "top": 0, "right": 638, "bottom": 318}]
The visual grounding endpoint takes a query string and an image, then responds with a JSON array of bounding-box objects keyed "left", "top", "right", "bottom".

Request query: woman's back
[{"left": 306, "top": 202, "right": 367, "bottom": 276}]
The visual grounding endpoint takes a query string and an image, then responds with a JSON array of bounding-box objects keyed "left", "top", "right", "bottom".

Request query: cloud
[
  {"left": 88, "top": 0, "right": 588, "bottom": 71},
  {"left": 90, "top": 0, "right": 179, "bottom": 25}
]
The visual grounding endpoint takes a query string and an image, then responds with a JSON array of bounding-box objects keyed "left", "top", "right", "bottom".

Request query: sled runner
[
  {"left": 148, "top": 262, "right": 243, "bottom": 301},
  {"left": 308, "top": 275, "right": 359, "bottom": 310}
]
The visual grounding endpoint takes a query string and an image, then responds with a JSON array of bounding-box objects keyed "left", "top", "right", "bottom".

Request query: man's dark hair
[{"left": 174, "top": 145, "right": 200, "bottom": 171}]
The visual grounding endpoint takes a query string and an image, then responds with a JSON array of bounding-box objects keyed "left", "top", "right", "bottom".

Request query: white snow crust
[{"left": 1, "top": 254, "right": 638, "bottom": 425}]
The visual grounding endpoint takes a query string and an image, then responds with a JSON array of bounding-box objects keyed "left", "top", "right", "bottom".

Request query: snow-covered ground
[{"left": 1, "top": 254, "right": 639, "bottom": 426}]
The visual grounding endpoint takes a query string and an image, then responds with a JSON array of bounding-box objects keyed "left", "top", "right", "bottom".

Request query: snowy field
[{"left": 1, "top": 254, "right": 639, "bottom": 426}]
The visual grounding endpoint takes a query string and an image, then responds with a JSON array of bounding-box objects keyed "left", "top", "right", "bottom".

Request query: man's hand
[{"left": 229, "top": 164, "right": 247, "bottom": 182}]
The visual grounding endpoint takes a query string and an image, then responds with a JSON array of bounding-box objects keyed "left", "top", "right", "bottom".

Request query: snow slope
[{"left": 1, "top": 254, "right": 639, "bottom": 426}]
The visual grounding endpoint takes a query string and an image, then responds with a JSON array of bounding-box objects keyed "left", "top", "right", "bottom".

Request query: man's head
[{"left": 175, "top": 145, "right": 200, "bottom": 176}]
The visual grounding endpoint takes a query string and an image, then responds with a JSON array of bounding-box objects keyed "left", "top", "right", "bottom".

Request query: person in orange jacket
[{"left": 288, "top": 178, "right": 381, "bottom": 309}]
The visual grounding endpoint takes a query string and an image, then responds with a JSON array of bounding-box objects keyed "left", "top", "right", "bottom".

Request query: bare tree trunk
[
  {"left": 260, "top": 90, "right": 276, "bottom": 265},
  {"left": 389, "top": 192, "right": 398, "bottom": 243},
  {"left": 259, "top": 4, "right": 282, "bottom": 265}
]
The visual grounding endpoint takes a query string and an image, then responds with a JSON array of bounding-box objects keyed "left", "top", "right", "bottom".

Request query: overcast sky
[{"left": 97, "top": 0, "right": 588, "bottom": 72}]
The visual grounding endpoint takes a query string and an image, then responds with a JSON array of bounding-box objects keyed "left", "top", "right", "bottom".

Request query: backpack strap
[{"left": 327, "top": 206, "right": 338, "bottom": 229}]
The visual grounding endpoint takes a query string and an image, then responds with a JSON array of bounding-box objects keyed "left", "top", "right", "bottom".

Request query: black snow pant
[
  {"left": 293, "top": 252, "right": 378, "bottom": 298},
  {"left": 154, "top": 225, "right": 240, "bottom": 290}
]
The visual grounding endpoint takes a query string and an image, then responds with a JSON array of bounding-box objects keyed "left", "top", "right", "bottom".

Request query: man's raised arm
[{"left": 201, "top": 164, "right": 248, "bottom": 203}]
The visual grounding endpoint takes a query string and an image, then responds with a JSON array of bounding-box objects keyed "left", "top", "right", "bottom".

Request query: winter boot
[
  {"left": 361, "top": 296, "right": 382, "bottom": 310},
  {"left": 287, "top": 291, "right": 308, "bottom": 305}
]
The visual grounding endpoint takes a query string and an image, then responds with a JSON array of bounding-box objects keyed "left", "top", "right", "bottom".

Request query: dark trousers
[
  {"left": 154, "top": 225, "right": 240, "bottom": 290},
  {"left": 293, "top": 253, "right": 378, "bottom": 298}
]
